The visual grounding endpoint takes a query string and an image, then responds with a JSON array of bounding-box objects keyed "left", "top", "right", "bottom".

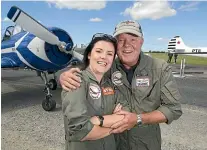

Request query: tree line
[{"left": 148, "top": 51, "right": 166, "bottom": 53}]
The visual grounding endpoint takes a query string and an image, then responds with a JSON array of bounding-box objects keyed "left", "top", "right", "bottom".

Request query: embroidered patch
[
  {"left": 89, "top": 83, "right": 101, "bottom": 99},
  {"left": 102, "top": 87, "right": 114, "bottom": 95},
  {"left": 112, "top": 71, "right": 123, "bottom": 86},
  {"left": 136, "top": 77, "right": 150, "bottom": 87}
]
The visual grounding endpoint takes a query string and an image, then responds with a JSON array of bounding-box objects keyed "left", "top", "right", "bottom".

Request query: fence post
[
  {"left": 180, "top": 59, "right": 186, "bottom": 78},
  {"left": 180, "top": 59, "right": 183, "bottom": 77},
  {"left": 182, "top": 59, "right": 186, "bottom": 77}
]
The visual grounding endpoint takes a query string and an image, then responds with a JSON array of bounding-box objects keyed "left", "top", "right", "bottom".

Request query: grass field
[{"left": 145, "top": 53, "right": 207, "bottom": 66}]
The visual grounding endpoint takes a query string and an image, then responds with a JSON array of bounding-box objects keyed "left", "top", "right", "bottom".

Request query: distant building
[{"left": 81, "top": 44, "right": 86, "bottom": 48}]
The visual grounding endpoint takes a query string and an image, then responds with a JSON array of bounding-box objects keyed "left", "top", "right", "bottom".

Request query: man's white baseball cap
[{"left": 113, "top": 20, "right": 143, "bottom": 37}]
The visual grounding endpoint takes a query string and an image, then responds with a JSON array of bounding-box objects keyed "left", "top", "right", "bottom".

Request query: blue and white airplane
[{"left": 1, "top": 6, "right": 84, "bottom": 111}]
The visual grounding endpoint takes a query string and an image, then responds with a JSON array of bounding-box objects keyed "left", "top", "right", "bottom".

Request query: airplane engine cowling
[
  {"left": 44, "top": 27, "right": 74, "bottom": 67},
  {"left": 15, "top": 27, "right": 74, "bottom": 72}
]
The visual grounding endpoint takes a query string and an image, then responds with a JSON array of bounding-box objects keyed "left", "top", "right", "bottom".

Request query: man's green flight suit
[
  {"left": 62, "top": 67, "right": 129, "bottom": 150},
  {"left": 110, "top": 52, "right": 183, "bottom": 150}
]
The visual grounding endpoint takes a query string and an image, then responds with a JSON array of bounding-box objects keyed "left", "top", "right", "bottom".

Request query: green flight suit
[
  {"left": 62, "top": 67, "right": 129, "bottom": 150},
  {"left": 110, "top": 52, "right": 183, "bottom": 150}
]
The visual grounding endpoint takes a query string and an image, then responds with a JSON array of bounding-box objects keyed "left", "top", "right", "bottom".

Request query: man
[
  {"left": 167, "top": 52, "right": 173, "bottom": 63},
  {"left": 174, "top": 53, "right": 178, "bottom": 63},
  {"left": 59, "top": 20, "right": 182, "bottom": 150}
]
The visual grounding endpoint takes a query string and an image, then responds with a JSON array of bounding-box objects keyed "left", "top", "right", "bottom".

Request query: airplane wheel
[
  {"left": 49, "top": 79, "right": 57, "bottom": 90},
  {"left": 71, "top": 61, "right": 78, "bottom": 66},
  {"left": 42, "top": 98, "right": 56, "bottom": 111}
]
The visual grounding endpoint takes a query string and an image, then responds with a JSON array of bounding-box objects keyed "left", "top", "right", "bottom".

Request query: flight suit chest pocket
[
  {"left": 87, "top": 83, "right": 102, "bottom": 114},
  {"left": 102, "top": 86, "right": 116, "bottom": 114}
]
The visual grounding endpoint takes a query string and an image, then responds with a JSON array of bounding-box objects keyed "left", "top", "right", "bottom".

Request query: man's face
[{"left": 116, "top": 33, "right": 143, "bottom": 68}]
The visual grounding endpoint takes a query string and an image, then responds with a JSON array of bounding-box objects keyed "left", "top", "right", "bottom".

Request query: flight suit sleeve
[
  {"left": 158, "top": 62, "right": 183, "bottom": 124},
  {"left": 62, "top": 80, "right": 94, "bottom": 141}
]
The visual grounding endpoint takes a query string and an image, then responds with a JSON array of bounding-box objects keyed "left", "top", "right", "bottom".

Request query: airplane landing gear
[
  {"left": 48, "top": 79, "right": 57, "bottom": 90},
  {"left": 39, "top": 72, "right": 57, "bottom": 111},
  {"left": 42, "top": 92, "right": 56, "bottom": 111}
]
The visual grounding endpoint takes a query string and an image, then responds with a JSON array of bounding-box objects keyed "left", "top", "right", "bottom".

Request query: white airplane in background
[{"left": 168, "top": 36, "right": 207, "bottom": 57}]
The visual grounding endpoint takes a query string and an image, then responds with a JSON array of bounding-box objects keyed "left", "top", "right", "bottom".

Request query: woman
[{"left": 62, "top": 33, "right": 129, "bottom": 150}]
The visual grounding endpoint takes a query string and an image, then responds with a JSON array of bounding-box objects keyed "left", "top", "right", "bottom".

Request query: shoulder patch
[
  {"left": 112, "top": 71, "right": 123, "bottom": 86},
  {"left": 89, "top": 83, "right": 101, "bottom": 99}
]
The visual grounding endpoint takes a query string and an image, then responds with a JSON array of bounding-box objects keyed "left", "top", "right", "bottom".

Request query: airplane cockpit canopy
[
  {"left": 2, "top": 25, "right": 25, "bottom": 42},
  {"left": 12, "top": 25, "right": 23, "bottom": 35}
]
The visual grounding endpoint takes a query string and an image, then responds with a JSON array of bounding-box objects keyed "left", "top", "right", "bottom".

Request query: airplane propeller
[{"left": 7, "top": 6, "right": 83, "bottom": 61}]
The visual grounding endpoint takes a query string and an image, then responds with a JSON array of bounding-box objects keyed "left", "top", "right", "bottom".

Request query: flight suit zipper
[
  {"left": 100, "top": 80, "right": 107, "bottom": 113},
  {"left": 100, "top": 88, "right": 104, "bottom": 112}
]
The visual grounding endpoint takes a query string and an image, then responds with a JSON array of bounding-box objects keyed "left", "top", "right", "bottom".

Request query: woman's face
[{"left": 88, "top": 40, "right": 115, "bottom": 75}]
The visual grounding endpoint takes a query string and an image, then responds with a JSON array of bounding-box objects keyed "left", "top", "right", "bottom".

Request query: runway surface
[{"left": 1, "top": 68, "right": 207, "bottom": 150}]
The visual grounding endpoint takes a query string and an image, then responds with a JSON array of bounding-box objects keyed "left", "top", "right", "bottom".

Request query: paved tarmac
[
  {"left": 1, "top": 67, "right": 207, "bottom": 150},
  {"left": 171, "top": 64, "right": 207, "bottom": 75}
]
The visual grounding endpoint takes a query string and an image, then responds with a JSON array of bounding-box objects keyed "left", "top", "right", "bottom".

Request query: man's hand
[
  {"left": 59, "top": 68, "right": 82, "bottom": 91},
  {"left": 110, "top": 110, "right": 137, "bottom": 133}
]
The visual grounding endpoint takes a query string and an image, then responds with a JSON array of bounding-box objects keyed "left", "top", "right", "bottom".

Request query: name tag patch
[
  {"left": 102, "top": 87, "right": 114, "bottom": 95},
  {"left": 136, "top": 77, "right": 150, "bottom": 87}
]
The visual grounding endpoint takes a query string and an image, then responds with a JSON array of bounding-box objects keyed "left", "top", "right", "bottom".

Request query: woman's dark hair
[{"left": 81, "top": 33, "right": 117, "bottom": 70}]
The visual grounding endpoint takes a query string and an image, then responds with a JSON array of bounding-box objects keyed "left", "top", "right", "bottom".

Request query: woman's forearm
[
  {"left": 81, "top": 114, "right": 124, "bottom": 141},
  {"left": 90, "top": 114, "right": 124, "bottom": 128},
  {"left": 81, "top": 125, "right": 112, "bottom": 141}
]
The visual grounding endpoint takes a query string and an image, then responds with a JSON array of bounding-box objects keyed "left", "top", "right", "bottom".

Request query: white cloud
[
  {"left": 89, "top": 17, "right": 102, "bottom": 22},
  {"left": 2, "top": 17, "right": 11, "bottom": 22},
  {"left": 157, "top": 37, "right": 169, "bottom": 42},
  {"left": 46, "top": 0, "right": 106, "bottom": 10},
  {"left": 178, "top": 2, "right": 200, "bottom": 11},
  {"left": 157, "top": 38, "right": 164, "bottom": 41},
  {"left": 121, "top": 1, "right": 176, "bottom": 20}
]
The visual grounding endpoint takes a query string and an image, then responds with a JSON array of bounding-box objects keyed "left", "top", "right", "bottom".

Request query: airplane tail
[{"left": 168, "top": 36, "right": 186, "bottom": 53}]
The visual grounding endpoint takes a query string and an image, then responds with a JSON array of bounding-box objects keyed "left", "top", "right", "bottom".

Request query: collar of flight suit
[
  {"left": 85, "top": 67, "right": 109, "bottom": 85},
  {"left": 112, "top": 52, "right": 148, "bottom": 88},
  {"left": 115, "top": 51, "right": 149, "bottom": 73}
]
